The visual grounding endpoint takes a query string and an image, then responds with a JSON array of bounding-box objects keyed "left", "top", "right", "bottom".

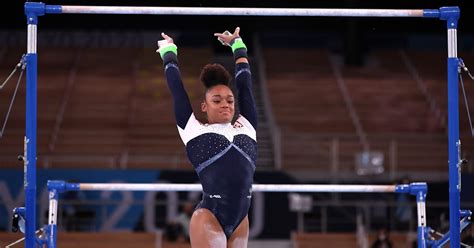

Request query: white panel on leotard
[{"left": 177, "top": 113, "right": 256, "bottom": 146}]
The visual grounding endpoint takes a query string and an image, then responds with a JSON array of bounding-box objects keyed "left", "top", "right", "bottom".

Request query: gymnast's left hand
[
  {"left": 156, "top": 32, "right": 175, "bottom": 53},
  {"left": 214, "top": 27, "right": 241, "bottom": 46}
]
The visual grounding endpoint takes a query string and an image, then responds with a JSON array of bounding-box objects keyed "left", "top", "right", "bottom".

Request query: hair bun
[{"left": 200, "top": 63, "right": 231, "bottom": 88}]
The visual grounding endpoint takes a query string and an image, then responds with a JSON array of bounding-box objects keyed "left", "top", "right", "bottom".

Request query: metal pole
[
  {"left": 416, "top": 191, "right": 427, "bottom": 248},
  {"left": 47, "top": 190, "right": 59, "bottom": 248},
  {"left": 25, "top": 13, "right": 38, "bottom": 248},
  {"left": 395, "top": 182, "right": 428, "bottom": 247},
  {"left": 76, "top": 182, "right": 399, "bottom": 193},
  {"left": 444, "top": 8, "right": 461, "bottom": 248},
  {"left": 57, "top": 6, "right": 425, "bottom": 17},
  {"left": 46, "top": 180, "right": 427, "bottom": 193}
]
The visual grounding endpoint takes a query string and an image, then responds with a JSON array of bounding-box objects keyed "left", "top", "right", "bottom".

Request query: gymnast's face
[{"left": 201, "top": 85, "right": 235, "bottom": 124}]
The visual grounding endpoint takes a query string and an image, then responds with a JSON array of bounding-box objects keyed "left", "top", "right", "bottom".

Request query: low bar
[
  {"left": 47, "top": 181, "right": 428, "bottom": 247},
  {"left": 75, "top": 182, "right": 399, "bottom": 192}
]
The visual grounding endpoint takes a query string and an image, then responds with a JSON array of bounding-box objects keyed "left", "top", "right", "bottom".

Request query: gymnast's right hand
[{"left": 156, "top": 32, "right": 178, "bottom": 60}]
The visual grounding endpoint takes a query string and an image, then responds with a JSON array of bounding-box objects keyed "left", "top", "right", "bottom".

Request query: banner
[
  {"left": 0, "top": 169, "right": 160, "bottom": 232},
  {"left": 0, "top": 168, "right": 297, "bottom": 238}
]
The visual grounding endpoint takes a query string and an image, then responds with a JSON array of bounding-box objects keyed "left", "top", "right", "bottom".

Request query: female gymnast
[{"left": 157, "top": 27, "right": 257, "bottom": 248}]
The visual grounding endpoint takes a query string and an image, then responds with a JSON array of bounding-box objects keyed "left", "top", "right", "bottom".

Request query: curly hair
[{"left": 199, "top": 63, "right": 232, "bottom": 89}]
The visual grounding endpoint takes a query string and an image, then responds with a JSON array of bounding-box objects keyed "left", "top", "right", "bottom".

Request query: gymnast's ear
[{"left": 201, "top": 101, "right": 207, "bottom": 113}]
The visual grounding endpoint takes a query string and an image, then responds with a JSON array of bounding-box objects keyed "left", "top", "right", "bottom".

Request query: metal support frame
[
  {"left": 438, "top": 6, "right": 463, "bottom": 248},
  {"left": 24, "top": 3, "right": 41, "bottom": 247},
  {"left": 21, "top": 3, "right": 468, "bottom": 248},
  {"left": 45, "top": 181, "right": 431, "bottom": 247}
]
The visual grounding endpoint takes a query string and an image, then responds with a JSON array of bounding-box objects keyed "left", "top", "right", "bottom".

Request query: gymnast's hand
[
  {"left": 157, "top": 32, "right": 177, "bottom": 59},
  {"left": 214, "top": 27, "right": 241, "bottom": 46},
  {"left": 157, "top": 33, "right": 175, "bottom": 52}
]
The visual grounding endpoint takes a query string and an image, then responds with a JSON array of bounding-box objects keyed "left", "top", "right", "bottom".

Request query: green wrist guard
[
  {"left": 230, "top": 38, "right": 247, "bottom": 53},
  {"left": 159, "top": 44, "right": 178, "bottom": 59},
  {"left": 230, "top": 38, "right": 248, "bottom": 60}
]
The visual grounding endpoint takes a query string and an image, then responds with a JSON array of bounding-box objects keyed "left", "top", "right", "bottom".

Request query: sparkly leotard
[{"left": 163, "top": 57, "right": 257, "bottom": 239}]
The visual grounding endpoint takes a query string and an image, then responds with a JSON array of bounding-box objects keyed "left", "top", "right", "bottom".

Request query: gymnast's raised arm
[
  {"left": 214, "top": 27, "right": 257, "bottom": 128},
  {"left": 156, "top": 32, "right": 193, "bottom": 130}
]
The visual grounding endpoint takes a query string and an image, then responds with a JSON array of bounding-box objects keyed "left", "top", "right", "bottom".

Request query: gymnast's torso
[
  {"left": 163, "top": 59, "right": 258, "bottom": 238},
  {"left": 179, "top": 113, "right": 256, "bottom": 238}
]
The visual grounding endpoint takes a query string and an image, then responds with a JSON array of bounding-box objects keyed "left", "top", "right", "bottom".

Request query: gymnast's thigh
[
  {"left": 228, "top": 215, "right": 249, "bottom": 248},
  {"left": 189, "top": 208, "right": 227, "bottom": 248}
]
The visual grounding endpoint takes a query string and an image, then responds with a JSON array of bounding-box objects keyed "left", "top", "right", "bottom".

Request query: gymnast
[{"left": 157, "top": 27, "right": 257, "bottom": 248}]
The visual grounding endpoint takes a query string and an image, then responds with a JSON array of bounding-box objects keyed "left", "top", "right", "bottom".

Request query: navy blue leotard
[{"left": 163, "top": 55, "right": 258, "bottom": 239}]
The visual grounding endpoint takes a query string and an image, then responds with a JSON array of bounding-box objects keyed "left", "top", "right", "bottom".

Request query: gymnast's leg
[
  {"left": 227, "top": 216, "right": 249, "bottom": 248},
  {"left": 189, "top": 208, "right": 227, "bottom": 248}
]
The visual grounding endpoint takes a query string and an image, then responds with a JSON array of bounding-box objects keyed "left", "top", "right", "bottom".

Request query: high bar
[{"left": 53, "top": 6, "right": 426, "bottom": 17}]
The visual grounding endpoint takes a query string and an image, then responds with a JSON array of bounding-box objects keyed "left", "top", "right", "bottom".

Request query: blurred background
[{"left": 0, "top": 1, "right": 473, "bottom": 247}]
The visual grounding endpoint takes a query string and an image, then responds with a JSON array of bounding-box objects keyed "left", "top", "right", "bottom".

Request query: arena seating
[
  {"left": 404, "top": 50, "right": 474, "bottom": 136},
  {"left": 262, "top": 47, "right": 473, "bottom": 175},
  {"left": 1, "top": 43, "right": 472, "bottom": 176},
  {"left": 0, "top": 47, "right": 212, "bottom": 169},
  {"left": 263, "top": 48, "right": 355, "bottom": 133}
]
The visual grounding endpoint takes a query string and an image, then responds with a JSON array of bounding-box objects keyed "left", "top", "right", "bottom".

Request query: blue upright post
[
  {"left": 416, "top": 190, "right": 427, "bottom": 248},
  {"left": 24, "top": 26, "right": 38, "bottom": 248},
  {"left": 44, "top": 180, "right": 81, "bottom": 248},
  {"left": 24, "top": 2, "right": 45, "bottom": 248},
  {"left": 423, "top": 7, "right": 462, "bottom": 247},
  {"left": 397, "top": 182, "right": 429, "bottom": 247},
  {"left": 46, "top": 189, "right": 59, "bottom": 248},
  {"left": 440, "top": 6, "right": 461, "bottom": 248}
]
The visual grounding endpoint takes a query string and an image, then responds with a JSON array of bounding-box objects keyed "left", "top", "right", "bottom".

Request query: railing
[
  {"left": 0, "top": 153, "right": 187, "bottom": 169},
  {"left": 0, "top": 132, "right": 458, "bottom": 178},
  {"left": 279, "top": 132, "right": 450, "bottom": 181}
]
